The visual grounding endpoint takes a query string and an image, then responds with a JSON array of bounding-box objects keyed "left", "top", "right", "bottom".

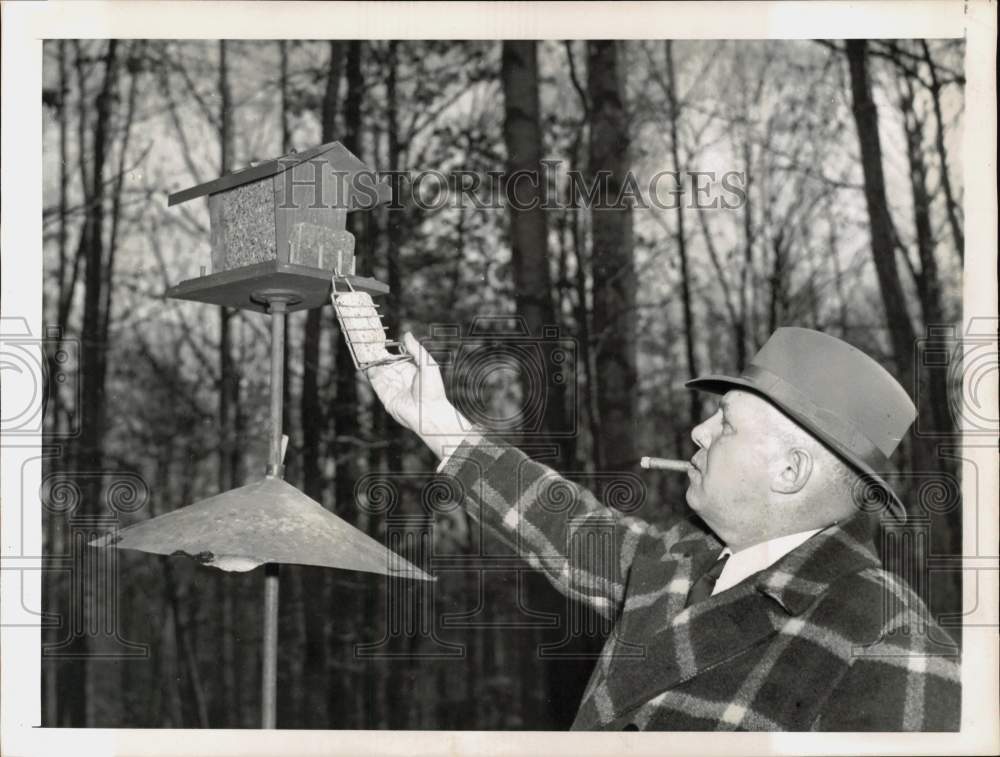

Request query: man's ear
[{"left": 772, "top": 447, "right": 813, "bottom": 495}]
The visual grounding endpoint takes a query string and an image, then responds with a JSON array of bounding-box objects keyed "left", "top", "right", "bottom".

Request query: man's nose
[{"left": 691, "top": 415, "right": 712, "bottom": 450}]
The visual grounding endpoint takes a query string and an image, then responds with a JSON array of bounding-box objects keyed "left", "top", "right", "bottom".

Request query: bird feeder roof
[
  {"left": 91, "top": 477, "right": 433, "bottom": 580},
  {"left": 167, "top": 140, "right": 392, "bottom": 209}
]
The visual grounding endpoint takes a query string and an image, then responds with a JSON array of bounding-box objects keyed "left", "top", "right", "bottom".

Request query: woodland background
[{"left": 40, "top": 38, "right": 965, "bottom": 729}]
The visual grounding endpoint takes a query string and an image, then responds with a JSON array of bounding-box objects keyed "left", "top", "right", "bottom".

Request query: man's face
[{"left": 685, "top": 390, "right": 786, "bottom": 546}]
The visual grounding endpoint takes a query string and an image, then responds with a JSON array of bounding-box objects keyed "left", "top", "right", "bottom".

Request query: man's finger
[
  {"left": 403, "top": 331, "right": 438, "bottom": 367},
  {"left": 402, "top": 331, "right": 420, "bottom": 358}
]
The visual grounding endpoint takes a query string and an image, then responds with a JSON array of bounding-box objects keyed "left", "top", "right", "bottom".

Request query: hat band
[{"left": 741, "top": 364, "right": 893, "bottom": 473}]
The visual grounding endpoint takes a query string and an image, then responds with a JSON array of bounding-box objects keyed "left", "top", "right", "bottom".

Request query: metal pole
[
  {"left": 261, "top": 562, "right": 279, "bottom": 728},
  {"left": 266, "top": 299, "right": 287, "bottom": 480},
  {"left": 261, "top": 297, "right": 287, "bottom": 729}
]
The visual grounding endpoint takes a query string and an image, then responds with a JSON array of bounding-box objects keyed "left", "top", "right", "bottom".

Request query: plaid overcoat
[{"left": 439, "top": 436, "right": 961, "bottom": 731}]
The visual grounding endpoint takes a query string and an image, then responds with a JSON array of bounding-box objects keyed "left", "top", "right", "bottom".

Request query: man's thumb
[{"left": 403, "top": 332, "right": 437, "bottom": 368}]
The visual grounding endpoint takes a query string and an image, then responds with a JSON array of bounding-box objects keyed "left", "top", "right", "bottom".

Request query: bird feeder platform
[{"left": 165, "top": 259, "right": 389, "bottom": 313}]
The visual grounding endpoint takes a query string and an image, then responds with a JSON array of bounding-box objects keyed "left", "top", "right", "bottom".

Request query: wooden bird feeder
[
  {"left": 92, "top": 141, "right": 425, "bottom": 730},
  {"left": 166, "top": 140, "right": 392, "bottom": 312}
]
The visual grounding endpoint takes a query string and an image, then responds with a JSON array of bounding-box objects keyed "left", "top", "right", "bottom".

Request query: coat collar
[
  {"left": 752, "top": 511, "right": 881, "bottom": 615},
  {"left": 668, "top": 510, "right": 881, "bottom": 614}
]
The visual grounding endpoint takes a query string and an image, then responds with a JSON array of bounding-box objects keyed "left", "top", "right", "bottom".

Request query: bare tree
[
  {"left": 62, "top": 39, "right": 119, "bottom": 726},
  {"left": 215, "top": 39, "right": 239, "bottom": 728},
  {"left": 330, "top": 38, "right": 366, "bottom": 727},
  {"left": 664, "top": 41, "right": 702, "bottom": 428},
  {"left": 587, "top": 40, "right": 637, "bottom": 472},
  {"left": 501, "top": 40, "right": 570, "bottom": 463},
  {"left": 300, "top": 41, "right": 341, "bottom": 505},
  {"left": 919, "top": 40, "right": 964, "bottom": 262},
  {"left": 383, "top": 40, "right": 405, "bottom": 470},
  {"left": 563, "top": 40, "right": 600, "bottom": 471},
  {"left": 845, "top": 40, "right": 917, "bottom": 401},
  {"left": 43, "top": 39, "right": 71, "bottom": 726},
  {"left": 889, "top": 44, "right": 961, "bottom": 611}
]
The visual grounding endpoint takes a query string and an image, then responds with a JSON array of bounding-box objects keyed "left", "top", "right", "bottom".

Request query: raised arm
[
  {"left": 439, "top": 433, "right": 698, "bottom": 620},
  {"left": 366, "top": 333, "right": 692, "bottom": 620}
]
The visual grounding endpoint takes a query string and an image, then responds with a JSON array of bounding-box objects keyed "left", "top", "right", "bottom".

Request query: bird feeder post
[
  {"left": 265, "top": 296, "right": 290, "bottom": 479},
  {"left": 260, "top": 293, "right": 292, "bottom": 728},
  {"left": 262, "top": 560, "right": 280, "bottom": 728}
]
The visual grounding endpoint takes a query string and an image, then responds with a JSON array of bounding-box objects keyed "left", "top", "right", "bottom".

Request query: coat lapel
[
  {"left": 603, "top": 579, "right": 783, "bottom": 720},
  {"left": 600, "top": 512, "right": 881, "bottom": 725}
]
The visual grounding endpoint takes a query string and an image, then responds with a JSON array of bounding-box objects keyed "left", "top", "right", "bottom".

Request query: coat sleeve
[
  {"left": 438, "top": 434, "right": 694, "bottom": 621},
  {"left": 808, "top": 570, "right": 962, "bottom": 731}
]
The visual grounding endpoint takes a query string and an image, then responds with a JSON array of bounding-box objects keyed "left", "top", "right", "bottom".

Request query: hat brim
[{"left": 686, "top": 374, "right": 907, "bottom": 522}]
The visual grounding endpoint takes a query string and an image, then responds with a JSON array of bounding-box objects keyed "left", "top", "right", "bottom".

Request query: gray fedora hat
[{"left": 686, "top": 327, "right": 916, "bottom": 521}]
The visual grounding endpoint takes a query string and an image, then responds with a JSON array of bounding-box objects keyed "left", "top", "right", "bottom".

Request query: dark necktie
[{"left": 686, "top": 552, "right": 731, "bottom": 606}]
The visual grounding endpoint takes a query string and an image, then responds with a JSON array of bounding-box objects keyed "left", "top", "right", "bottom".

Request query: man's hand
[{"left": 366, "top": 332, "right": 472, "bottom": 460}]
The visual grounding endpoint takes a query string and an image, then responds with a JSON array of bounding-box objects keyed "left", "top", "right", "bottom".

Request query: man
[{"left": 368, "top": 326, "right": 961, "bottom": 730}]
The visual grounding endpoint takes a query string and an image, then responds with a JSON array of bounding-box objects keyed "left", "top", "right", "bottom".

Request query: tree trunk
[
  {"left": 826, "top": 206, "right": 850, "bottom": 335},
  {"left": 919, "top": 40, "right": 964, "bottom": 263},
  {"left": 62, "top": 39, "right": 118, "bottom": 727},
  {"left": 384, "top": 47, "right": 410, "bottom": 717},
  {"left": 664, "top": 41, "right": 702, "bottom": 428},
  {"left": 338, "top": 39, "right": 365, "bottom": 515},
  {"left": 898, "top": 70, "right": 947, "bottom": 335},
  {"left": 78, "top": 38, "right": 117, "bottom": 507},
  {"left": 44, "top": 39, "right": 70, "bottom": 727},
  {"left": 276, "top": 38, "right": 308, "bottom": 726},
  {"left": 572, "top": 196, "right": 600, "bottom": 472},
  {"left": 214, "top": 39, "right": 242, "bottom": 727},
  {"left": 163, "top": 559, "right": 210, "bottom": 728},
  {"left": 361, "top": 45, "right": 391, "bottom": 730},
  {"left": 279, "top": 40, "right": 293, "bottom": 152},
  {"left": 302, "top": 41, "right": 342, "bottom": 500},
  {"left": 325, "top": 38, "right": 366, "bottom": 727},
  {"left": 736, "top": 137, "right": 753, "bottom": 369},
  {"left": 587, "top": 40, "right": 637, "bottom": 473},
  {"left": 894, "top": 49, "right": 961, "bottom": 616},
  {"left": 501, "top": 41, "right": 568, "bottom": 463},
  {"left": 767, "top": 230, "right": 789, "bottom": 335},
  {"left": 563, "top": 42, "right": 599, "bottom": 471},
  {"left": 501, "top": 39, "right": 589, "bottom": 727},
  {"left": 296, "top": 40, "right": 344, "bottom": 729},
  {"left": 384, "top": 40, "right": 405, "bottom": 470},
  {"left": 900, "top": 84, "right": 955, "bottom": 446},
  {"left": 845, "top": 40, "right": 917, "bottom": 404}
]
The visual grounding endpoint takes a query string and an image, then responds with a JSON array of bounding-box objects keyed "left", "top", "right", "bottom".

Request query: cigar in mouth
[{"left": 640, "top": 456, "right": 691, "bottom": 472}]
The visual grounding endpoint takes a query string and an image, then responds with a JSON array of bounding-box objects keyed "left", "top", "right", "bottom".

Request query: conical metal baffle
[{"left": 90, "top": 477, "right": 433, "bottom": 581}]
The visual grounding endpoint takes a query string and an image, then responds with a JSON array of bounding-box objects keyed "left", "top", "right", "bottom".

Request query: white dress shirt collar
[{"left": 711, "top": 528, "right": 822, "bottom": 596}]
